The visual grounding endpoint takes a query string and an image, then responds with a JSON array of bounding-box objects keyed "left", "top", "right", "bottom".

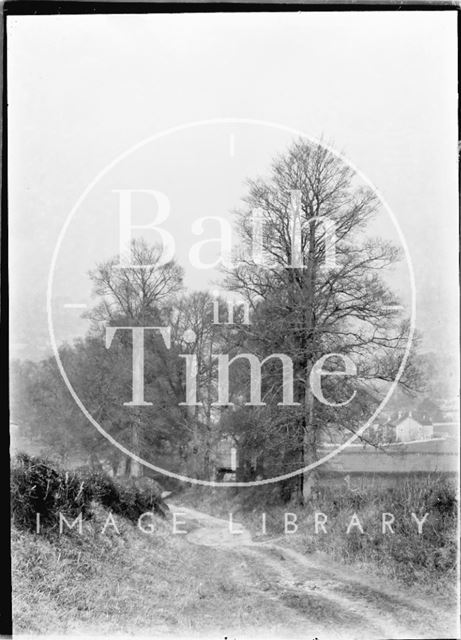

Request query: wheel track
[{"left": 172, "top": 504, "right": 457, "bottom": 639}]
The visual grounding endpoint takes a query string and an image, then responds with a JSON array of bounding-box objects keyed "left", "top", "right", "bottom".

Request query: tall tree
[{"left": 223, "top": 139, "right": 416, "bottom": 500}]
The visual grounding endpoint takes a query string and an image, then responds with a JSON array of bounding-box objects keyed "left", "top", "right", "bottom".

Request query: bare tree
[
  {"left": 87, "top": 238, "right": 184, "bottom": 326},
  {"left": 85, "top": 242, "right": 224, "bottom": 480},
  {"left": 223, "top": 139, "right": 416, "bottom": 500},
  {"left": 85, "top": 238, "right": 184, "bottom": 477}
]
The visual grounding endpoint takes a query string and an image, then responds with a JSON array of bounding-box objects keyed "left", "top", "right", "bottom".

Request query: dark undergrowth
[{"left": 11, "top": 452, "right": 167, "bottom": 535}]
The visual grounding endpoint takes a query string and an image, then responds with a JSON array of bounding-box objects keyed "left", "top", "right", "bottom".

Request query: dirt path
[{"left": 172, "top": 505, "right": 457, "bottom": 640}]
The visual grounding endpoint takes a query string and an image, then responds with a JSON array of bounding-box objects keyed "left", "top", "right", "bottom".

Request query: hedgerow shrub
[
  {"left": 11, "top": 453, "right": 168, "bottom": 534},
  {"left": 11, "top": 453, "right": 93, "bottom": 532},
  {"left": 79, "top": 469, "right": 167, "bottom": 520}
]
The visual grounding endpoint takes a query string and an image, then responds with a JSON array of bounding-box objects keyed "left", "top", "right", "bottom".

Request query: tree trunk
[
  {"left": 302, "top": 368, "right": 319, "bottom": 501},
  {"left": 301, "top": 215, "right": 320, "bottom": 502}
]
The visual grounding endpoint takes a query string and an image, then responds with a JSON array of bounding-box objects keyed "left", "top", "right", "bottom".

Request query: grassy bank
[
  {"left": 11, "top": 455, "right": 307, "bottom": 636},
  {"left": 13, "top": 502, "right": 259, "bottom": 635}
]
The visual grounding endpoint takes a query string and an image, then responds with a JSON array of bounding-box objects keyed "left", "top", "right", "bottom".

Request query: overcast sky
[{"left": 8, "top": 11, "right": 458, "bottom": 361}]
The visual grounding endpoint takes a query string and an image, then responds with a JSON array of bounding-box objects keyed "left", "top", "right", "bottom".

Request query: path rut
[{"left": 173, "top": 504, "right": 457, "bottom": 640}]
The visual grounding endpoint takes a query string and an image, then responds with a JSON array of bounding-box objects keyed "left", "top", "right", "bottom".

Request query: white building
[{"left": 395, "top": 414, "right": 433, "bottom": 442}]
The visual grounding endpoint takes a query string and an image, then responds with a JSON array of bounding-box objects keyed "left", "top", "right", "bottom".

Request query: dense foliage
[{"left": 11, "top": 453, "right": 167, "bottom": 533}]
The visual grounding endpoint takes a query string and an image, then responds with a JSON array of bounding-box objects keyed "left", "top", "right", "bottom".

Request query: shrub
[
  {"left": 77, "top": 469, "right": 168, "bottom": 521},
  {"left": 11, "top": 453, "right": 168, "bottom": 534},
  {"left": 11, "top": 453, "right": 93, "bottom": 532}
]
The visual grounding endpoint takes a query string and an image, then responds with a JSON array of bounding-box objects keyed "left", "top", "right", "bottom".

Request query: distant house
[
  {"left": 392, "top": 397, "right": 459, "bottom": 443},
  {"left": 395, "top": 412, "right": 433, "bottom": 442}
]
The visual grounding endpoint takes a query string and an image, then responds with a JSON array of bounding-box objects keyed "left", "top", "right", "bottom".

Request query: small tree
[{"left": 85, "top": 238, "right": 184, "bottom": 477}]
